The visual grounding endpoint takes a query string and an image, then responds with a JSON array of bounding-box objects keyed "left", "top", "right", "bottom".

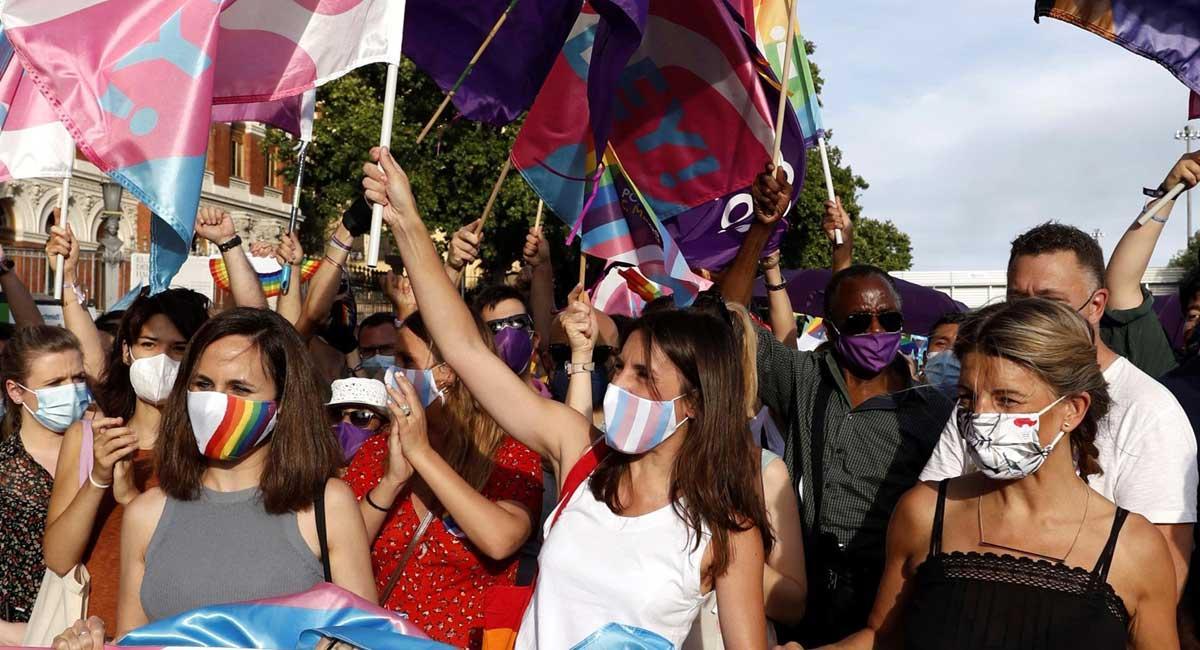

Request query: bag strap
[
  {"left": 549, "top": 443, "right": 608, "bottom": 530},
  {"left": 379, "top": 509, "right": 435, "bottom": 604},
  {"left": 314, "top": 485, "right": 331, "bottom": 583}
]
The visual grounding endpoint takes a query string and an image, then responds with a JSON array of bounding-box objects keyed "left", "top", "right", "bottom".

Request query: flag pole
[
  {"left": 367, "top": 62, "right": 401, "bottom": 269},
  {"left": 416, "top": 0, "right": 521, "bottom": 144},
  {"left": 817, "top": 136, "right": 844, "bottom": 245},
  {"left": 1137, "top": 182, "right": 1186, "bottom": 226},
  {"left": 534, "top": 199, "right": 544, "bottom": 231},
  {"left": 280, "top": 139, "right": 310, "bottom": 295},
  {"left": 579, "top": 250, "right": 587, "bottom": 290},
  {"left": 769, "top": 0, "right": 796, "bottom": 167},
  {"left": 53, "top": 174, "right": 72, "bottom": 301},
  {"left": 477, "top": 157, "right": 513, "bottom": 231}
]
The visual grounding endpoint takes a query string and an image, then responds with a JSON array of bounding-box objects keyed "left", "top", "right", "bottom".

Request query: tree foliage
[{"left": 1169, "top": 234, "right": 1199, "bottom": 276}]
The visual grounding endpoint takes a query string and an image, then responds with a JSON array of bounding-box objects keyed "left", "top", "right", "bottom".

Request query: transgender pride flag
[
  {"left": 0, "top": 0, "right": 403, "bottom": 293},
  {"left": 0, "top": 26, "right": 72, "bottom": 182}
]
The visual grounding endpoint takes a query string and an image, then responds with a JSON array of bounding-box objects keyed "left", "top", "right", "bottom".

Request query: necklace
[{"left": 978, "top": 479, "right": 1091, "bottom": 562}]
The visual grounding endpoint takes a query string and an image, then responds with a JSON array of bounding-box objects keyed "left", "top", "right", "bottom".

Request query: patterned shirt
[
  {"left": 0, "top": 431, "right": 53, "bottom": 623},
  {"left": 755, "top": 329, "right": 953, "bottom": 562}
]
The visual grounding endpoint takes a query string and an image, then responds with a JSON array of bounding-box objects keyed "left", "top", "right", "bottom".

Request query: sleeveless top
[
  {"left": 904, "top": 481, "right": 1130, "bottom": 650},
  {"left": 140, "top": 486, "right": 324, "bottom": 622},
  {"left": 515, "top": 478, "right": 712, "bottom": 649}
]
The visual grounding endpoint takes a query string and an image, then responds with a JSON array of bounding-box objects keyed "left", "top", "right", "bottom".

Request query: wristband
[
  {"left": 63, "top": 282, "right": 87, "bottom": 306},
  {"left": 766, "top": 280, "right": 788, "bottom": 292},
  {"left": 1143, "top": 186, "right": 1169, "bottom": 199},
  {"left": 566, "top": 361, "right": 596, "bottom": 375},
  {"left": 329, "top": 234, "right": 353, "bottom": 253},
  {"left": 88, "top": 470, "right": 111, "bottom": 490},
  {"left": 322, "top": 255, "right": 345, "bottom": 273},
  {"left": 365, "top": 488, "right": 392, "bottom": 513},
  {"left": 217, "top": 234, "right": 243, "bottom": 253}
]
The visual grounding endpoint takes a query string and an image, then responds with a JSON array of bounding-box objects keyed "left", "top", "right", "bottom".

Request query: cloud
[{"left": 804, "top": 3, "right": 1193, "bottom": 270}]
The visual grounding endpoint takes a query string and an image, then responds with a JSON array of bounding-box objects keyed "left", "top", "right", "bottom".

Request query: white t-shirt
[
  {"left": 920, "top": 356, "right": 1198, "bottom": 524},
  {"left": 515, "top": 479, "right": 710, "bottom": 649}
]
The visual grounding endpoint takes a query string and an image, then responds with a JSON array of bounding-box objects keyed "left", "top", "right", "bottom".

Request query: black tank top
[{"left": 904, "top": 480, "right": 1130, "bottom": 650}]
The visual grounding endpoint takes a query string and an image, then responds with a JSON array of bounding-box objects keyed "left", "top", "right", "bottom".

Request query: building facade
[
  {"left": 0, "top": 122, "right": 297, "bottom": 310},
  {"left": 892, "top": 267, "right": 1185, "bottom": 309}
]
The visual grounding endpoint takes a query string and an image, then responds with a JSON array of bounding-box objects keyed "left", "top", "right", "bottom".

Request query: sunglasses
[
  {"left": 837, "top": 311, "right": 904, "bottom": 336},
  {"left": 486, "top": 314, "right": 534, "bottom": 333},
  {"left": 340, "top": 408, "right": 383, "bottom": 429},
  {"left": 549, "top": 343, "right": 614, "bottom": 368}
]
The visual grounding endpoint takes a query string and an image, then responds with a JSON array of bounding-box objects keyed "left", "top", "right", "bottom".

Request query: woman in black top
[{"left": 796, "top": 299, "right": 1178, "bottom": 649}]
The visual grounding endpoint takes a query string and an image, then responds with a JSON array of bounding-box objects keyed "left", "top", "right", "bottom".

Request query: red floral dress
[{"left": 346, "top": 435, "right": 543, "bottom": 649}]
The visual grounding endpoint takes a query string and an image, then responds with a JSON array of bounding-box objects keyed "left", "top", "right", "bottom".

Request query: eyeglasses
[
  {"left": 487, "top": 314, "right": 534, "bottom": 333},
  {"left": 359, "top": 344, "right": 396, "bottom": 358},
  {"left": 340, "top": 408, "right": 383, "bottom": 429},
  {"left": 549, "top": 343, "right": 614, "bottom": 368},
  {"left": 837, "top": 311, "right": 904, "bottom": 336}
]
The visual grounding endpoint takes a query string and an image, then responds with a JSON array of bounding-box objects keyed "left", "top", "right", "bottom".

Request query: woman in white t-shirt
[{"left": 362, "top": 147, "right": 773, "bottom": 649}]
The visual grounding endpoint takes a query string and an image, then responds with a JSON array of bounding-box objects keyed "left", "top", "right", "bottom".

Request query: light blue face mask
[
  {"left": 19, "top": 381, "right": 91, "bottom": 432},
  {"left": 923, "top": 350, "right": 961, "bottom": 390},
  {"left": 360, "top": 354, "right": 395, "bottom": 371},
  {"left": 385, "top": 365, "right": 447, "bottom": 407}
]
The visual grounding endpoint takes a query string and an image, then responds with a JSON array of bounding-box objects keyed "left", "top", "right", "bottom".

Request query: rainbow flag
[
  {"left": 618, "top": 266, "right": 665, "bottom": 302},
  {"left": 1035, "top": 0, "right": 1200, "bottom": 94},
  {"left": 209, "top": 258, "right": 321, "bottom": 299},
  {"left": 745, "top": 0, "right": 825, "bottom": 146}
]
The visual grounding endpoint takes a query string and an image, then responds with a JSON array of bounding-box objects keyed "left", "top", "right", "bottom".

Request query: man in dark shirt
[{"left": 722, "top": 167, "right": 954, "bottom": 644}]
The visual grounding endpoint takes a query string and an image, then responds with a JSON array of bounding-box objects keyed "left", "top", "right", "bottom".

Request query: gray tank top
[{"left": 140, "top": 486, "right": 324, "bottom": 622}]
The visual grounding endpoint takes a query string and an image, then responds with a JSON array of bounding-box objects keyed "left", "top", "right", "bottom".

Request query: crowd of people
[{"left": 0, "top": 143, "right": 1198, "bottom": 650}]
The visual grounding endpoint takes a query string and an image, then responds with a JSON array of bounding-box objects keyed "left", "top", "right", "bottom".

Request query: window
[
  {"left": 230, "top": 132, "right": 245, "bottom": 180},
  {"left": 264, "top": 147, "right": 279, "bottom": 189}
]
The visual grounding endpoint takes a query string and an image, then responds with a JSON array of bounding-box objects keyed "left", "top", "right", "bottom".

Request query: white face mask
[
  {"left": 961, "top": 395, "right": 1068, "bottom": 480},
  {"left": 128, "top": 353, "right": 181, "bottom": 404}
]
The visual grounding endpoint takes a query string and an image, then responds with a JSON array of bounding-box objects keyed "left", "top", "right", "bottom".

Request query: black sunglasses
[
  {"left": 549, "top": 343, "right": 614, "bottom": 367},
  {"left": 486, "top": 314, "right": 534, "bottom": 333},
  {"left": 340, "top": 408, "right": 382, "bottom": 429},
  {"left": 838, "top": 311, "right": 904, "bottom": 336}
]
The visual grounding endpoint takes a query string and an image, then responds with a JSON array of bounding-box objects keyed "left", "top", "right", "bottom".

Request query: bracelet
[
  {"left": 63, "top": 282, "right": 87, "bottom": 306},
  {"left": 766, "top": 280, "right": 788, "bottom": 292},
  {"left": 365, "top": 488, "right": 392, "bottom": 513},
  {"left": 329, "top": 234, "right": 353, "bottom": 253},
  {"left": 322, "top": 254, "right": 345, "bottom": 273},
  {"left": 88, "top": 470, "right": 111, "bottom": 490},
  {"left": 1150, "top": 213, "right": 1170, "bottom": 224},
  {"left": 566, "top": 361, "right": 596, "bottom": 375},
  {"left": 217, "top": 234, "right": 243, "bottom": 253}
]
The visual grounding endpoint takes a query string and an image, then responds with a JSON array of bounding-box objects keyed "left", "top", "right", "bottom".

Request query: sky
[{"left": 804, "top": 0, "right": 1195, "bottom": 271}]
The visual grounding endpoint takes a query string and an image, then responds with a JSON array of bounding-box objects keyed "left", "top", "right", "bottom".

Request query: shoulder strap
[
  {"left": 78, "top": 419, "right": 94, "bottom": 488},
  {"left": 314, "top": 484, "right": 332, "bottom": 583},
  {"left": 930, "top": 479, "right": 949, "bottom": 556},
  {"left": 1092, "top": 507, "right": 1130, "bottom": 583},
  {"left": 549, "top": 443, "right": 609, "bottom": 530},
  {"left": 380, "top": 510, "right": 435, "bottom": 604}
]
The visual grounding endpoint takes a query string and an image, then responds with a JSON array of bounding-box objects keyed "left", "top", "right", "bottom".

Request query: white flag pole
[
  {"left": 1136, "top": 182, "right": 1186, "bottom": 226},
  {"left": 817, "top": 136, "right": 843, "bottom": 245},
  {"left": 367, "top": 62, "right": 400, "bottom": 269},
  {"left": 53, "top": 174, "right": 72, "bottom": 301}
]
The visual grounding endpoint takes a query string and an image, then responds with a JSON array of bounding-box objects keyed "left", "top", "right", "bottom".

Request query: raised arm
[
  {"left": 0, "top": 242, "right": 43, "bottom": 328},
  {"left": 721, "top": 165, "right": 789, "bottom": 306},
  {"left": 523, "top": 227, "right": 555, "bottom": 357},
  {"left": 194, "top": 208, "right": 267, "bottom": 309},
  {"left": 760, "top": 251, "right": 798, "bottom": 347},
  {"left": 272, "top": 233, "right": 306, "bottom": 325},
  {"left": 1107, "top": 153, "right": 1200, "bottom": 310},
  {"left": 381, "top": 270, "right": 417, "bottom": 324},
  {"left": 362, "top": 147, "right": 593, "bottom": 480},
  {"left": 559, "top": 289, "right": 598, "bottom": 418},
  {"left": 298, "top": 222, "right": 355, "bottom": 339},
  {"left": 825, "top": 196, "right": 854, "bottom": 274},
  {"left": 46, "top": 221, "right": 105, "bottom": 380}
]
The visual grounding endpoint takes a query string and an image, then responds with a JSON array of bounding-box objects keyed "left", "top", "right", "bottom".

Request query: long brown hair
[
  {"left": 0, "top": 326, "right": 82, "bottom": 439},
  {"left": 156, "top": 308, "right": 341, "bottom": 513},
  {"left": 591, "top": 309, "right": 773, "bottom": 582},
  {"left": 954, "top": 298, "right": 1111, "bottom": 480},
  {"left": 404, "top": 312, "right": 506, "bottom": 492}
]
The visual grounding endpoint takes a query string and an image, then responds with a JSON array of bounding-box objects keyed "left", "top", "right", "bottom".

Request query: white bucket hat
[{"left": 326, "top": 378, "right": 389, "bottom": 417}]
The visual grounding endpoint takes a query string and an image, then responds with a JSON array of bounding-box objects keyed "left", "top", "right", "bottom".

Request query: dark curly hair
[
  {"left": 1009, "top": 222, "right": 1106, "bottom": 293},
  {"left": 954, "top": 298, "right": 1111, "bottom": 480}
]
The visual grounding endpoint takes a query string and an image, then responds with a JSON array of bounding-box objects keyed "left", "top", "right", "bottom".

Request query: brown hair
[
  {"left": 404, "top": 312, "right": 506, "bottom": 492},
  {"left": 0, "top": 326, "right": 82, "bottom": 439},
  {"left": 591, "top": 309, "right": 773, "bottom": 582},
  {"left": 156, "top": 308, "right": 341, "bottom": 513},
  {"left": 954, "top": 298, "right": 1111, "bottom": 480}
]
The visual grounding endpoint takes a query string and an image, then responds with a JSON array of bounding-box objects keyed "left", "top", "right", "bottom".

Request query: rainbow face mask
[{"left": 187, "top": 391, "right": 279, "bottom": 461}]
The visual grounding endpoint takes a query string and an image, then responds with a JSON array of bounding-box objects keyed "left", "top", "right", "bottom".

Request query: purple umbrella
[
  {"left": 752, "top": 269, "right": 967, "bottom": 335},
  {"left": 1152, "top": 293, "right": 1186, "bottom": 350}
]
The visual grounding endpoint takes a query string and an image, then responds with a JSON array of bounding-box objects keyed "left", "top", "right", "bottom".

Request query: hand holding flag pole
[
  {"left": 280, "top": 139, "right": 311, "bottom": 296},
  {"left": 53, "top": 175, "right": 71, "bottom": 301},
  {"left": 368, "top": 63, "right": 401, "bottom": 269},
  {"left": 1137, "top": 183, "right": 1187, "bottom": 226}
]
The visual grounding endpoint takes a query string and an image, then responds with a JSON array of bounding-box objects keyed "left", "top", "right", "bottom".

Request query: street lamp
[
  {"left": 99, "top": 181, "right": 124, "bottom": 310},
  {"left": 1175, "top": 125, "right": 1200, "bottom": 242}
]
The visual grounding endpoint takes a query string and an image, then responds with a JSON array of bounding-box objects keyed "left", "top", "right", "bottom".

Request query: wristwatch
[
  {"left": 565, "top": 361, "right": 596, "bottom": 375},
  {"left": 766, "top": 279, "right": 788, "bottom": 292},
  {"left": 217, "top": 234, "right": 243, "bottom": 253}
]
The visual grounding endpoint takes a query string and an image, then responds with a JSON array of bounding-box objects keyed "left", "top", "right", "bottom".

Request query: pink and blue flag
[
  {"left": 0, "top": 1, "right": 403, "bottom": 293},
  {"left": 0, "top": 26, "right": 73, "bottom": 182},
  {"left": 1035, "top": 0, "right": 1200, "bottom": 95}
]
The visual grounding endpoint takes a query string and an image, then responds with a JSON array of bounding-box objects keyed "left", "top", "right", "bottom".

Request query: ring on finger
[{"left": 399, "top": 403, "right": 412, "bottom": 417}]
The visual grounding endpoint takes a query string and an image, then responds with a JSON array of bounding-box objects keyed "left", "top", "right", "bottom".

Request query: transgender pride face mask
[
  {"left": 601, "top": 384, "right": 689, "bottom": 455},
  {"left": 187, "top": 391, "right": 279, "bottom": 461},
  {"left": 385, "top": 365, "right": 447, "bottom": 407}
]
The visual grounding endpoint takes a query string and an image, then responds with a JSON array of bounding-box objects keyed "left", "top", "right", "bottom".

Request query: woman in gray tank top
[{"left": 116, "top": 309, "right": 378, "bottom": 635}]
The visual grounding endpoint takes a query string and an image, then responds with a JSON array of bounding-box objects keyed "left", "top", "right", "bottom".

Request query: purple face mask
[
  {"left": 834, "top": 331, "right": 902, "bottom": 376},
  {"left": 333, "top": 422, "right": 375, "bottom": 462},
  {"left": 493, "top": 327, "right": 534, "bottom": 376}
]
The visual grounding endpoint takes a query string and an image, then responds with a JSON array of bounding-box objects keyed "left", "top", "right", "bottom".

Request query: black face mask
[
  {"left": 320, "top": 293, "right": 358, "bottom": 355},
  {"left": 548, "top": 365, "right": 608, "bottom": 411}
]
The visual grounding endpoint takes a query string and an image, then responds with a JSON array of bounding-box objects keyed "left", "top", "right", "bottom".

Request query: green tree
[{"left": 1169, "top": 234, "right": 1199, "bottom": 276}]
